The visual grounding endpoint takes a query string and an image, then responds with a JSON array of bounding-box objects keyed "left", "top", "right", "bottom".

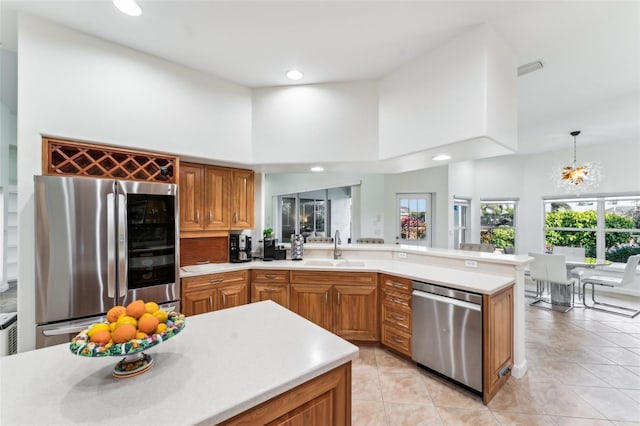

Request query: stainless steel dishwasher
[{"left": 412, "top": 281, "right": 483, "bottom": 393}]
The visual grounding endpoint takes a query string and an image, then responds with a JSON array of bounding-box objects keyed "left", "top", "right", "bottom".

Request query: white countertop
[
  {"left": 0, "top": 301, "right": 358, "bottom": 425},
  {"left": 181, "top": 257, "right": 518, "bottom": 295}
]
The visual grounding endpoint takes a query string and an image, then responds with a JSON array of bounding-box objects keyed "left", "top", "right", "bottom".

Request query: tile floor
[{"left": 352, "top": 301, "right": 640, "bottom": 425}]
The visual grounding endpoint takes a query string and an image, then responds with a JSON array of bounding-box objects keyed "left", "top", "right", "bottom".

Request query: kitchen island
[{"left": 0, "top": 301, "right": 358, "bottom": 425}]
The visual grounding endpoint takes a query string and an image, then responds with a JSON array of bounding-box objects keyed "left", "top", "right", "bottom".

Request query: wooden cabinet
[
  {"left": 230, "top": 169, "right": 254, "bottom": 230},
  {"left": 179, "top": 162, "right": 253, "bottom": 236},
  {"left": 380, "top": 274, "right": 412, "bottom": 357},
  {"left": 220, "top": 363, "right": 351, "bottom": 426},
  {"left": 483, "top": 285, "right": 514, "bottom": 404},
  {"left": 290, "top": 271, "right": 378, "bottom": 341},
  {"left": 251, "top": 270, "right": 290, "bottom": 308},
  {"left": 181, "top": 270, "right": 248, "bottom": 316}
]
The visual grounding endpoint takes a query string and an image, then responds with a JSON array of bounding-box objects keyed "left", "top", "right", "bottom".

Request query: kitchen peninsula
[{"left": 0, "top": 301, "right": 358, "bottom": 425}]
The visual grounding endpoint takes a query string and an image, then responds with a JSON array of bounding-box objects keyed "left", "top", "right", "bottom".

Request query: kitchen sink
[
  {"left": 303, "top": 260, "right": 336, "bottom": 267},
  {"left": 335, "top": 260, "right": 366, "bottom": 267}
]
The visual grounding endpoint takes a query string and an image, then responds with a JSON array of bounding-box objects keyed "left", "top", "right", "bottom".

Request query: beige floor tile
[
  {"left": 352, "top": 399, "right": 387, "bottom": 426},
  {"left": 352, "top": 364, "right": 383, "bottom": 402},
  {"left": 384, "top": 402, "right": 443, "bottom": 425},
  {"left": 486, "top": 379, "right": 547, "bottom": 415},
  {"left": 354, "top": 345, "right": 378, "bottom": 367},
  {"left": 596, "top": 347, "right": 640, "bottom": 366},
  {"left": 551, "top": 417, "right": 614, "bottom": 425},
  {"left": 571, "top": 386, "right": 640, "bottom": 422},
  {"left": 536, "top": 384, "right": 606, "bottom": 419},
  {"left": 620, "top": 388, "right": 640, "bottom": 403},
  {"left": 601, "top": 322, "right": 640, "bottom": 334},
  {"left": 421, "top": 371, "right": 486, "bottom": 409},
  {"left": 436, "top": 407, "right": 499, "bottom": 425},
  {"left": 525, "top": 361, "right": 609, "bottom": 387},
  {"left": 378, "top": 366, "right": 433, "bottom": 405},
  {"left": 580, "top": 364, "right": 640, "bottom": 389},
  {"left": 375, "top": 347, "right": 415, "bottom": 369},
  {"left": 596, "top": 332, "right": 640, "bottom": 348},
  {"left": 491, "top": 411, "right": 555, "bottom": 425}
]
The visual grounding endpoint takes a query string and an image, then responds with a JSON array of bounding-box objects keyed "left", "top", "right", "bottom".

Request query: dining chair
[
  {"left": 528, "top": 252, "right": 576, "bottom": 312},
  {"left": 552, "top": 246, "right": 587, "bottom": 298},
  {"left": 581, "top": 254, "right": 640, "bottom": 318}
]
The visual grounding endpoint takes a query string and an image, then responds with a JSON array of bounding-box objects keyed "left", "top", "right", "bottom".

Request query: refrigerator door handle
[
  {"left": 42, "top": 321, "right": 99, "bottom": 336},
  {"left": 107, "top": 193, "right": 116, "bottom": 298},
  {"left": 117, "top": 194, "right": 127, "bottom": 298}
]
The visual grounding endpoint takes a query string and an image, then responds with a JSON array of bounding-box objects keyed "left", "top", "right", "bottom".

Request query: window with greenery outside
[{"left": 480, "top": 202, "right": 515, "bottom": 249}]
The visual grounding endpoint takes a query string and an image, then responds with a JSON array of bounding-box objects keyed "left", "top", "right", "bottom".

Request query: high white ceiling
[{"left": 2, "top": 1, "right": 639, "bottom": 157}]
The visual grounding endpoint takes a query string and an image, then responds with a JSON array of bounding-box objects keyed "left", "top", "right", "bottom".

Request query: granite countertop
[
  {"left": 181, "top": 258, "right": 517, "bottom": 295},
  {"left": 0, "top": 301, "right": 358, "bottom": 425}
]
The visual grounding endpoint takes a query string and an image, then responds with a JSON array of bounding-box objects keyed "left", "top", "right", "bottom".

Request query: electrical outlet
[
  {"left": 465, "top": 260, "right": 478, "bottom": 268},
  {"left": 397, "top": 252, "right": 407, "bottom": 259}
]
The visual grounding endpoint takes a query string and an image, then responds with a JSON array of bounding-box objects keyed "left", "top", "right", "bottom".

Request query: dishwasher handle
[{"left": 412, "top": 290, "right": 482, "bottom": 312}]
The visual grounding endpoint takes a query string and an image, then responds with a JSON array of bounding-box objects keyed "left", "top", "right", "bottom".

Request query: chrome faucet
[{"left": 334, "top": 230, "right": 342, "bottom": 259}]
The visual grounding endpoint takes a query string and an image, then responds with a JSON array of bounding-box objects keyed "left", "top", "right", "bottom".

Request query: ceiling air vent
[{"left": 517, "top": 60, "right": 544, "bottom": 76}]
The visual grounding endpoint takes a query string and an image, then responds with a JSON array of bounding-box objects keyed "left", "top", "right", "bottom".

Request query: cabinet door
[
  {"left": 230, "top": 169, "right": 254, "bottom": 229},
  {"left": 290, "top": 283, "right": 332, "bottom": 330},
  {"left": 204, "top": 166, "right": 230, "bottom": 230},
  {"left": 252, "top": 283, "right": 290, "bottom": 309},
  {"left": 217, "top": 282, "right": 248, "bottom": 311},
  {"left": 333, "top": 284, "right": 378, "bottom": 341},
  {"left": 483, "top": 286, "right": 514, "bottom": 404},
  {"left": 179, "top": 163, "right": 204, "bottom": 231},
  {"left": 183, "top": 289, "right": 214, "bottom": 316}
]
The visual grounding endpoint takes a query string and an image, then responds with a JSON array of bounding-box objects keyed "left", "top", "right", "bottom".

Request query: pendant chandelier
[{"left": 554, "top": 130, "right": 602, "bottom": 193}]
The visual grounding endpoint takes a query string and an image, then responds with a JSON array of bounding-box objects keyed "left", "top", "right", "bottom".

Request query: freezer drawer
[{"left": 411, "top": 284, "right": 483, "bottom": 392}]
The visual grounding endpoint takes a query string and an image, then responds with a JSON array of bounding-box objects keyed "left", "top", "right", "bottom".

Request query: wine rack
[{"left": 42, "top": 137, "right": 179, "bottom": 183}]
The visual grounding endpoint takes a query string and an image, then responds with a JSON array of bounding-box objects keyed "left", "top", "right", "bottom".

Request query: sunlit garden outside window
[{"left": 480, "top": 200, "right": 517, "bottom": 250}]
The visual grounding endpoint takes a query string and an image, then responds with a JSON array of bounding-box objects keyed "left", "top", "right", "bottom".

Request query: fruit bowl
[{"left": 69, "top": 311, "right": 185, "bottom": 378}]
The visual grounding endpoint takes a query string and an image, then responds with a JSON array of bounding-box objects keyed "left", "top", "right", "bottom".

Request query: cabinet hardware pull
[
  {"left": 234, "top": 212, "right": 237, "bottom": 223},
  {"left": 196, "top": 210, "right": 200, "bottom": 223},
  {"left": 391, "top": 336, "right": 405, "bottom": 343},
  {"left": 209, "top": 295, "right": 213, "bottom": 309},
  {"left": 196, "top": 260, "right": 210, "bottom": 265},
  {"left": 222, "top": 293, "right": 226, "bottom": 307},
  {"left": 391, "top": 315, "right": 405, "bottom": 321},
  {"left": 208, "top": 211, "right": 212, "bottom": 224},
  {"left": 210, "top": 278, "right": 224, "bottom": 283},
  {"left": 389, "top": 282, "right": 404, "bottom": 288},
  {"left": 264, "top": 288, "right": 278, "bottom": 292},
  {"left": 337, "top": 291, "right": 341, "bottom": 305},
  {"left": 390, "top": 297, "right": 404, "bottom": 304},
  {"left": 265, "top": 274, "right": 276, "bottom": 279},
  {"left": 324, "top": 291, "right": 328, "bottom": 305}
]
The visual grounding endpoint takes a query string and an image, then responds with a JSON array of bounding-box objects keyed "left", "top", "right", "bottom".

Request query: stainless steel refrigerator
[{"left": 34, "top": 175, "right": 180, "bottom": 348}]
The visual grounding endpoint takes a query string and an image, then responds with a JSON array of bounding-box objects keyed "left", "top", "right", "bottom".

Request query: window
[
  {"left": 276, "top": 186, "right": 352, "bottom": 243},
  {"left": 453, "top": 198, "right": 470, "bottom": 249},
  {"left": 397, "top": 194, "right": 431, "bottom": 245},
  {"left": 544, "top": 195, "right": 640, "bottom": 262},
  {"left": 480, "top": 200, "right": 517, "bottom": 250}
]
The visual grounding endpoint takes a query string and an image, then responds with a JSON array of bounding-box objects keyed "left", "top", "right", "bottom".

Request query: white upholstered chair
[
  {"left": 581, "top": 254, "right": 640, "bottom": 318},
  {"left": 528, "top": 252, "right": 577, "bottom": 312},
  {"left": 552, "top": 246, "right": 587, "bottom": 297}
]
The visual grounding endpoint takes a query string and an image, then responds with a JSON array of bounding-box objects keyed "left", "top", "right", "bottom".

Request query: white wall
[
  {"left": 252, "top": 81, "right": 379, "bottom": 163},
  {"left": 448, "top": 161, "right": 477, "bottom": 247},
  {"left": 379, "top": 24, "right": 517, "bottom": 159},
  {"left": 16, "top": 15, "right": 252, "bottom": 351}
]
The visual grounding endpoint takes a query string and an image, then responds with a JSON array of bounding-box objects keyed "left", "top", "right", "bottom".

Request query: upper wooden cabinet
[
  {"left": 230, "top": 169, "right": 254, "bottom": 230},
  {"left": 179, "top": 162, "right": 253, "bottom": 235}
]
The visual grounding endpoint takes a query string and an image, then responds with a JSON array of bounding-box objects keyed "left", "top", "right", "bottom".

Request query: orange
[
  {"left": 138, "top": 315, "right": 159, "bottom": 334},
  {"left": 144, "top": 301, "right": 159, "bottom": 314},
  {"left": 107, "top": 306, "right": 126, "bottom": 323},
  {"left": 112, "top": 324, "right": 136, "bottom": 343},
  {"left": 152, "top": 309, "right": 168, "bottom": 324},
  {"left": 125, "top": 300, "right": 146, "bottom": 319},
  {"left": 87, "top": 323, "right": 110, "bottom": 337},
  {"left": 89, "top": 330, "right": 111, "bottom": 344}
]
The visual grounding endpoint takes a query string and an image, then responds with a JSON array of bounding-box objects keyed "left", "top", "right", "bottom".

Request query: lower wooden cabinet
[
  {"left": 251, "top": 270, "right": 290, "bottom": 309},
  {"left": 289, "top": 271, "right": 378, "bottom": 341},
  {"left": 483, "top": 285, "right": 514, "bottom": 404},
  {"left": 220, "top": 363, "right": 351, "bottom": 426},
  {"left": 182, "top": 270, "right": 249, "bottom": 316},
  {"left": 380, "top": 274, "right": 412, "bottom": 357}
]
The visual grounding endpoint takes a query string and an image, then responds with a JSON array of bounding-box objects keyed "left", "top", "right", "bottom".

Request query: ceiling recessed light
[
  {"left": 310, "top": 166, "right": 324, "bottom": 172},
  {"left": 432, "top": 154, "right": 451, "bottom": 161},
  {"left": 113, "top": 0, "right": 142, "bottom": 17},
  {"left": 286, "top": 69, "right": 303, "bottom": 81}
]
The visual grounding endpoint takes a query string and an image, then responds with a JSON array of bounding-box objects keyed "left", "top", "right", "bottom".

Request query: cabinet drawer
[
  {"left": 382, "top": 289, "right": 411, "bottom": 310},
  {"left": 183, "top": 270, "right": 248, "bottom": 292},
  {"left": 381, "top": 324, "right": 412, "bottom": 356},
  {"left": 251, "top": 270, "right": 290, "bottom": 283},
  {"left": 382, "top": 304, "right": 411, "bottom": 332},
  {"left": 381, "top": 275, "right": 412, "bottom": 294}
]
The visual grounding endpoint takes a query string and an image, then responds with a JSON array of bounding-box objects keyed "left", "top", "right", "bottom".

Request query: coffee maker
[
  {"left": 229, "top": 234, "right": 252, "bottom": 263},
  {"left": 262, "top": 238, "right": 277, "bottom": 261}
]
